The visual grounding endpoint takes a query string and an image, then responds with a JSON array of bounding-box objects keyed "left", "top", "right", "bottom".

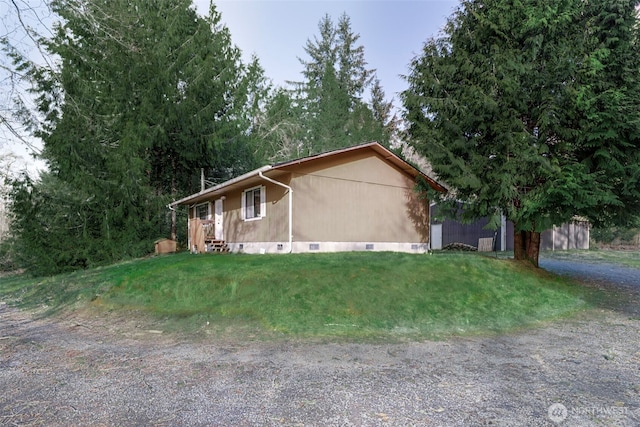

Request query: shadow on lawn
[
  {"left": 440, "top": 250, "right": 640, "bottom": 319},
  {"left": 0, "top": 269, "right": 110, "bottom": 318}
]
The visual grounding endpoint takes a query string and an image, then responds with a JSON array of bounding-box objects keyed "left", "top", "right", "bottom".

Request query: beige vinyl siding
[
  {"left": 223, "top": 181, "right": 290, "bottom": 243},
  {"left": 288, "top": 151, "right": 429, "bottom": 243}
]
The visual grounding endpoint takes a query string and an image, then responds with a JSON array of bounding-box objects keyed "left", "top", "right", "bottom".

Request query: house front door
[{"left": 214, "top": 198, "right": 224, "bottom": 240}]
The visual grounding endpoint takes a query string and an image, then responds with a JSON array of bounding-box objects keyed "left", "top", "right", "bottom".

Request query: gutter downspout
[
  {"left": 258, "top": 171, "right": 293, "bottom": 253},
  {"left": 184, "top": 203, "right": 195, "bottom": 253}
]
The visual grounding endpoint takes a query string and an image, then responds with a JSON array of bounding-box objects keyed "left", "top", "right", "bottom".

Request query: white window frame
[
  {"left": 194, "top": 202, "right": 210, "bottom": 220},
  {"left": 242, "top": 185, "right": 266, "bottom": 221}
]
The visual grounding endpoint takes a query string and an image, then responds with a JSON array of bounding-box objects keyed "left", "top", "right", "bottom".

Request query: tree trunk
[
  {"left": 170, "top": 157, "right": 177, "bottom": 242},
  {"left": 513, "top": 228, "right": 541, "bottom": 267},
  {"left": 170, "top": 202, "right": 177, "bottom": 242}
]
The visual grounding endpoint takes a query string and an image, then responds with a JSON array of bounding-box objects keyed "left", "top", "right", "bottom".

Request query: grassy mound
[{"left": 0, "top": 252, "right": 589, "bottom": 339}]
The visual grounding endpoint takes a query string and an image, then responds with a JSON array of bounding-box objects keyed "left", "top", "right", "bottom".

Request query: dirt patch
[{"left": 1, "top": 299, "right": 639, "bottom": 426}]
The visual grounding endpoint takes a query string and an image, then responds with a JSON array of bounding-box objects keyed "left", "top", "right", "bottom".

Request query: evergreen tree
[
  {"left": 569, "top": 0, "right": 640, "bottom": 227},
  {"left": 402, "top": 0, "right": 640, "bottom": 266},
  {"left": 252, "top": 88, "right": 305, "bottom": 163},
  {"left": 292, "top": 13, "right": 393, "bottom": 154},
  {"left": 8, "top": 0, "right": 265, "bottom": 274},
  {"left": 366, "top": 78, "right": 398, "bottom": 145}
]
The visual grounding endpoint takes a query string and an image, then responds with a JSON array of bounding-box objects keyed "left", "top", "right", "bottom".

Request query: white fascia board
[{"left": 170, "top": 165, "right": 273, "bottom": 207}]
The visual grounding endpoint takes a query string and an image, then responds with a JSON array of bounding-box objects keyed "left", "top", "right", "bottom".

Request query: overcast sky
[
  {"left": 3, "top": 0, "right": 460, "bottom": 174},
  {"left": 199, "top": 0, "right": 459, "bottom": 105}
]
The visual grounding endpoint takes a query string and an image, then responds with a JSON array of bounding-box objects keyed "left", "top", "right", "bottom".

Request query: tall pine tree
[
  {"left": 9, "top": 0, "right": 266, "bottom": 274},
  {"left": 403, "top": 0, "right": 640, "bottom": 266},
  {"left": 291, "top": 13, "right": 394, "bottom": 155}
]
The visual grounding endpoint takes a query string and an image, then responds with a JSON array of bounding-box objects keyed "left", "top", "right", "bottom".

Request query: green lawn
[{"left": 0, "top": 252, "right": 590, "bottom": 339}]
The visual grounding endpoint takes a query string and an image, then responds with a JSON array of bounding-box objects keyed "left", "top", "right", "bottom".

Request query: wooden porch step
[{"left": 204, "top": 239, "right": 229, "bottom": 253}]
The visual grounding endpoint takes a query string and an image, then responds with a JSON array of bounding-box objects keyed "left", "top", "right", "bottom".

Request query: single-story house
[{"left": 170, "top": 142, "right": 446, "bottom": 254}]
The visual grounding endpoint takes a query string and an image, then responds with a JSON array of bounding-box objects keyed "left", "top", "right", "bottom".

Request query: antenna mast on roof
[{"left": 200, "top": 168, "right": 217, "bottom": 191}]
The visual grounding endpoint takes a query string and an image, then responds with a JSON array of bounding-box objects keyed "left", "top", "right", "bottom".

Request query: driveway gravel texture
[{"left": 1, "top": 258, "right": 640, "bottom": 426}]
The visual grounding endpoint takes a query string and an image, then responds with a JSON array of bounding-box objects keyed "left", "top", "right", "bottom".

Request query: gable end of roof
[{"left": 170, "top": 142, "right": 446, "bottom": 207}]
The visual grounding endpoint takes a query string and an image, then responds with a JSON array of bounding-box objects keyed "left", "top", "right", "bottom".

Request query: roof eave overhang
[
  {"left": 169, "top": 165, "right": 273, "bottom": 207},
  {"left": 369, "top": 143, "right": 447, "bottom": 193},
  {"left": 169, "top": 142, "right": 447, "bottom": 208},
  {"left": 272, "top": 141, "right": 447, "bottom": 193}
]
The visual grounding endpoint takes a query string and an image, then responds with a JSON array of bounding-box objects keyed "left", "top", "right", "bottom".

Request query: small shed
[
  {"left": 430, "top": 203, "right": 590, "bottom": 251},
  {"left": 540, "top": 220, "right": 590, "bottom": 250},
  {"left": 155, "top": 238, "right": 177, "bottom": 254}
]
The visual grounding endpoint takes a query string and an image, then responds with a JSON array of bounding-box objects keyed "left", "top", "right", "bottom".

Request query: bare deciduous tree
[{"left": 1, "top": 0, "right": 53, "bottom": 153}]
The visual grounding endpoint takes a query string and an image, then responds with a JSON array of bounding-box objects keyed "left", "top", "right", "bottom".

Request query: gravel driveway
[
  {"left": 2, "top": 260, "right": 640, "bottom": 426},
  {"left": 540, "top": 257, "right": 640, "bottom": 317},
  {"left": 540, "top": 258, "right": 640, "bottom": 289}
]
